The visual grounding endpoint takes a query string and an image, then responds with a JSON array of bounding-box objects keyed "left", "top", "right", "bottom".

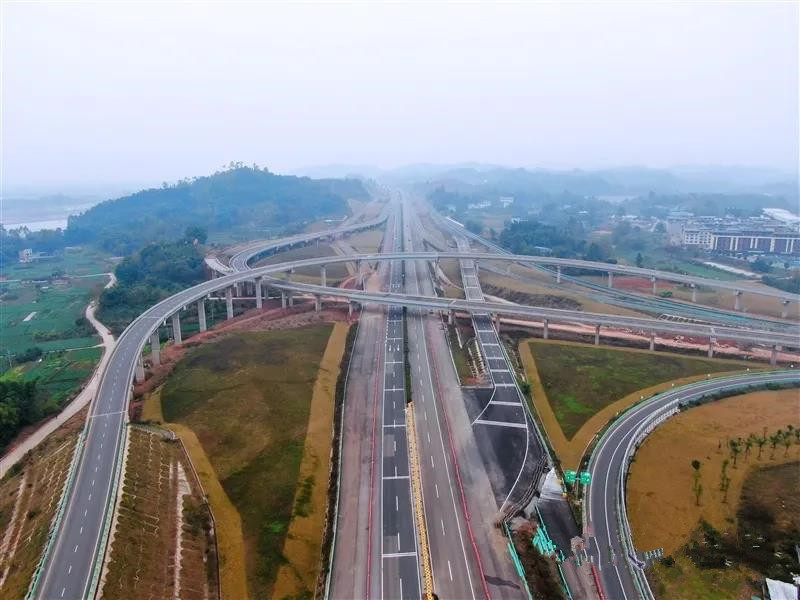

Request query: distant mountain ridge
[
  {"left": 65, "top": 166, "right": 368, "bottom": 254},
  {"left": 293, "top": 162, "right": 798, "bottom": 197}
]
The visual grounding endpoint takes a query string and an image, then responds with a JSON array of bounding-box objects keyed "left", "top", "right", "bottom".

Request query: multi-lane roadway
[{"left": 32, "top": 198, "right": 799, "bottom": 600}]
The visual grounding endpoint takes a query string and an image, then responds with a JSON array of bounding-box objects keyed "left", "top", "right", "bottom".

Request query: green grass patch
[
  {"left": 160, "top": 325, "right": 333, "bottom": 599},
  {"left": 528, "top": 341, "right": 747, "bottom": 439}
]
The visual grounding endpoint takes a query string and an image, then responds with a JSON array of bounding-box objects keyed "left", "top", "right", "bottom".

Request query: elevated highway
[{"left": 33, "top": 245, "right": 798, "bottom": 599}]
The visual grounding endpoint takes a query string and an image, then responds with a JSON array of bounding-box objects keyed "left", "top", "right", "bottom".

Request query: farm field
[
  {"left": 102, "top": 426, "right": 219, "bottom": 600},
  {"left": 525, "top": 340, "right": 747, "bottom": 439},
  {"left": 160, "top": 325, "right": 335, "bottom": 599},
  {"left": 1, "top": 246, "right": 115, "bottom": 281},
  {"left": 0, "top": 408, "right": 84, "bottom": 599},
  {"left": 628, "top": 390, "right": 800, "bottom": 599}
]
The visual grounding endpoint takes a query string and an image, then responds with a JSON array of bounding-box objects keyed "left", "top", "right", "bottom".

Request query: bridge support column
[
  {"left": 197, "top": 299, "right": 207, "bottom": 332},
  {"left": 255, "top": 278, "right": 263, "bottom": 309},
  {"left": 150, "top": 332, "right": 161, "bottom": 366},
  {"left": 171, "top": 313, "right": 182, "bottom": 345},
  {"left": 288, "top": 291, "right": 294, "bottom": 307},
  {"left": 287, "top": 268, "right": 294, "bottom": 284},
  {"left": 348, "top": 301, "right": 355, "bottom": 318},
  {"left": 320, "top": 265, "right": 327, "bottom": 288},
  {"left": 781, "top": 300, "right": 790, "bottom": 319},
  {"left": 649, "top": 331, "right": 656, "bottom": 352},
  {"left": 734, "top": 290, "right": 742, "bottom": 311},
  {"left": 651, "top": 276, "right": 657, "bottom": 295},
  {"left": 225, "top": 287, "right": 234, "bottom": 320},
  {"left": 542, "top": 319, "right": 549, "bottom": 340},
  {"left": 770, "top": 345, "right": 780, "bottom": 366},
  {"left": 314, "top": 294, "right": 322, "bottom": 312},
  {"left": 691, "top": 284, "right": 697, "bottom": 303},
  {"left": 448, "top": 310, "right": 454, "bottom": 325},
  {"left": 135, "top": 357, "right": 146, "bottom": 383},
  {"left": 594, "top": 324, "right": 600, "bottom": 346},
  {"left": 556, "top": 265, "right": 562, "bottom": 284},
  {"left": 708, "top": 336, "right": 716, "bottom": 358},
  {"left": 281, "top": 291, "right": 287, "bottom": 309},
  {"left": 607, "top": 272, "right": 614, "bottom": 289},
  {"left": 357, "top": 260, "right": 364, "bottom": 289},
  {"left": 235, "top": 282, "right": 241, "bottom": 298}
]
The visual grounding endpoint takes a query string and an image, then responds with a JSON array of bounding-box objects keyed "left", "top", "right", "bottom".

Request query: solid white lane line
[{"left": 473, "top": 419, "right": 527, "bottom": 429}]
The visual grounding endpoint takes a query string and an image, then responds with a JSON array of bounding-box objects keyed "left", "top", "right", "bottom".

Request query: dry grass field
[
  {"left": 628, "top": 388, "right": 799, "bottom": 556},
  {"left": 0, "top": 410, "right": 84, "bottom": 599}
]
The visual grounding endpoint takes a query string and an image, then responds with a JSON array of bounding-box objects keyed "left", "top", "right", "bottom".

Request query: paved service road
[{"left": 585, "top": 370, "right": 800, "bottom": 600}]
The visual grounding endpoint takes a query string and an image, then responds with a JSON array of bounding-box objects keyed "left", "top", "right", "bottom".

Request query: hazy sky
[{"left": 3, "top": 1, "right": 798, "bottom": 188}]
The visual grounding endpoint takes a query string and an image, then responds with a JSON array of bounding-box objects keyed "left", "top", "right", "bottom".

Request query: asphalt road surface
[{"left": 586, "top": 370, "right": 800, "bottom": 600}]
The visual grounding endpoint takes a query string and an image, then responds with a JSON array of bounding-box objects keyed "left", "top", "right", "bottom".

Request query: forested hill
[{"left": 65, "top": 166, "right": 368, "bottom": 254}]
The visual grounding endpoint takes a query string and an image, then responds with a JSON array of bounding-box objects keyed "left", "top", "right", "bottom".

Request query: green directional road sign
[
  {"left": 579, "top": 471, "right": 592, "bottom": 485},
  {"left": 564, "top": 470, "right": 577, "bottom": 484}
]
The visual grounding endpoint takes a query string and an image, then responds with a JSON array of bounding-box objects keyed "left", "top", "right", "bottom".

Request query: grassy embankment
[
  {"left": 518, "top": 339, "right": 755, "bottom": 470},
  {"left": 252, "top": 244, "right": 349, "bottom": 284},
  {"left": 153, "top": 324, "right": 344, "bottom": 599},
  {"left": 627, "top": 390, "right": 799, "bottom": 599},
  {"left": 102, "top": 427, "right": 219, "bottom": 599},
  {"left": 0, "top": 409, "right": 85, "bottom": 599}
]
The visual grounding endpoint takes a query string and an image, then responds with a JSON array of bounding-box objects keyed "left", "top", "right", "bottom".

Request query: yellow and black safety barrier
[{"left": 406, "top": 401, "right": 435, "bottom": 599}]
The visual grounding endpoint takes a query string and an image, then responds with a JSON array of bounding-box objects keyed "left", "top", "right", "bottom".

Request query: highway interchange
[{"left": 31, "top": 197, "right": 799, "bottom": 599}]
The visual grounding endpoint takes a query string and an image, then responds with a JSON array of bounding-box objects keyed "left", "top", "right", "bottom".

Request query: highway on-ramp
[{"left": 585, "top": 369, "right": 800, "bottom": 600}]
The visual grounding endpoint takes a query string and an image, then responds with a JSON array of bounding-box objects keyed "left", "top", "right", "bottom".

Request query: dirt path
[
  {"left": 0, "top": 273, "right": 116, "bottom": 478},
  {"left": 271, "top": 321, "right": 350, "bottom": 600}
]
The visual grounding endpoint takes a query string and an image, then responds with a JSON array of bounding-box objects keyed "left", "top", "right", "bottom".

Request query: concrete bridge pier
[
  {"left": 171, "top": 313, "right": 182, "bottom": 345},
  {"left": 607, "top": 272, "right": 614, "bottom": 289},
  {"left": 651, "top": 276, "right": 657, "bottom": 295},
  {"left": 448, "top": 310, "right": 454, "bottom": 325},
  {"left": 734, "top": 290, "right": 743, "bottom": 311},
  {"left": 314, "top": 294, "right": 322, "bottom": 312},
  {"left": 281, "top": 291, "right": 287, "bottom": 309},
  {"left": 320, "top": 265, "right": 327, "bottom": 288},
  {"left": 542, "top": 318, "right": 549, "bottom": 340},
  {"left": 255, "top": 277, "right": 263, "bottom": 309},
  {"left": 708, "top": 336, "right": 716, "bottom": 358},
  {"left": 594, "top": 324, "right": 601, "bottom": 346},
  {"left": 649, "top": 331, "right": 656, "bottom": 351},
  {"left": 135, "top": 357, "right": 146, "bottom": 383},
  {"left": 235, "top": 282, "right": 241, "bottom": 298},
  {"left": 781, "top": 300, "right": 790, "bottom": 319},
  {"left": 150, "top": 332, "right": 161, "bottom": 366},
  {"left": 348, "top": 301, "right": 355, "bottom": 318},
  {"left": 770, "top": 345, "right": 781, "bottom": 366},
  {"left": 691, "top": 284, "right": 697, "bottom": 303},
  {"left": 556, "top": 265, "right": 562, "bottom": 284},
  {"left": 288, "top": 291, "right": 294, "bottom": 307},
  {"left": 225, "top": 287, "right": 234, "bottom": 320},
  {"left": 197, "top": 299, "right": 207, "bottom": 332},
  {"left": 357, "top": 260, "right": 364, "bottom": 289},
  {"left": 287, "top": 267, "right": 294, "bottom": 284}
]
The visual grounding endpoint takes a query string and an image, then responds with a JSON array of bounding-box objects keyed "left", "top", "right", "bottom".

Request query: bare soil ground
[
  {"left": 345, "top": 229, "right": 384, "bottom": 254},
  {"left": 101, "top": 426, "right": 219, "bottom": 600},
  {"left": 0, "top": 408, "right": 84, "bottom": 599},
  {"left": 627, "top": 388, "right": 800, "bottom": 557}
]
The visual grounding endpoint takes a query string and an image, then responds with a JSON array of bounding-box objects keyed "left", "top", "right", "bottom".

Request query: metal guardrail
[
  {"left": 25, "top": 430, "right": 86, "bottom": 599},
  {"left": 586, "top": 372, "right": 800, "bottom": 600}
]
